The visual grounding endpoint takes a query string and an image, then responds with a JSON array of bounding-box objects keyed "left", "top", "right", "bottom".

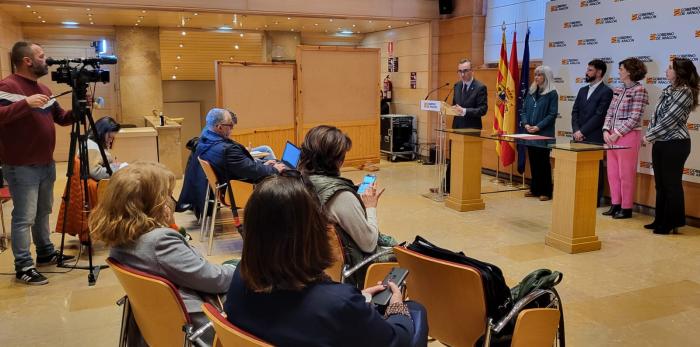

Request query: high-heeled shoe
[
  {"left": 644, "top": 222, "right": 658, "bottom": 230},
  {"left": 653, "top": 226, "right": 678, "bottom": 235},
  {"left": 602, "top": 204, "right": 621, "bottom": 216},
  {"left": 613, "top": 208, "right": 632, "bottom": 219}
]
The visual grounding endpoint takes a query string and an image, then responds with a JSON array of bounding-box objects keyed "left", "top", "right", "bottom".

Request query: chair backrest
[
  {"left": 223, "top": 180, "right": 254, "bottom": 208},
  {"left": 106, "top": 257, "right": 191, "bottom": 347},
  {"left": 198, "top": 157, "right": 222, "bottom": 193},
  {"left": 510, "top": 308, "right": 560, "bottom": 347},
  {"left": 393, "top": 246, "right": 487, "bottom": 347},
  {"left": 201, "top": 303, "right": 272, "bottom": 347},
  {"left": 363, "top": 261, "right": 399, "bottom": 289},
  {"left": 324, "top": 226, "right": 346, "bottom": 282}
]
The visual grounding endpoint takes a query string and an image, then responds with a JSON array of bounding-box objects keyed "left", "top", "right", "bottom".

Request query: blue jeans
[
  {"left": 252, "top": 145, "right": 276, "bottom": 161},
  {"left": 407, "top": 301, "right": 429, "bottom": 347},
  {"left": 4, "top": 163, "right": 57, "bottom": 271}
]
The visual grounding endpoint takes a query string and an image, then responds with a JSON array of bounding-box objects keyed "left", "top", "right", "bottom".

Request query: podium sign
[{"left": 420, "top": 100, "right": 442, "bottom": 112}]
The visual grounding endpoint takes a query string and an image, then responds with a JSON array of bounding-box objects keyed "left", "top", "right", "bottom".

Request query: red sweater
[{"left": 0, "top": 74, "right": 73, "bottom": 165}]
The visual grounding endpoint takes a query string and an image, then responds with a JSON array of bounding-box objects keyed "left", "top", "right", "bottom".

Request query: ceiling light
[
  {"left": 181, "top": 31, "right": 187, "bottom": 36},
  {"left": 274, "top": 21, "right": 279, "bottom": 25},
  {"left": 86, "top": 8, "right": 91, "bottom": 11},
  {"left": 290, "top": 28, "right": 295, "bottom": 32},
  {"left": 90, "top": 22, "right": 94, "bottom": 25},
  {"left": 239, "top": 33, "right": 244, "bottom": 37},
  {"left": 137, "top": 20, "right": 141, "bottom": 23},
  {"left": 139, "top": 16, "right": 144, "bottom": 19},
  {"left": 264, "top": 24, "right": 268, "bottom": 28},
  {"left": 176, "top": 55, "right": 181, "bottom": 59},
  {"left": 174, "top": 66, "right": 179, "bottom": 70},
  {"left": 26, "top": 4, "right": 31, "bottom": 8},
  {"left": 193, "top": 12, "right": 198, "bottom": 16},
  {"left": 352, "top": 24, "right": 356, "bottom": 27},
  {"left": 406, "top": 22, "right": 410, "bottom": 24},
  {"left": 134, "top": 23, "right": 139, "bottom": 26},
  {"left": 179, "top": 43, "right": 184, "bottom": 48},
  {"left": 37, "top": 16, "right": 42, "bottom": 19},
  {"left": 31, "top": 11, "right": 37, "bottom": 14},
  {"left": 329, "top": 19, "right": 334, "bottom": 22},
  {"left": 229, "top": 56, "right": 234, "bottom": 60},
  {"left": 41, "top": 20, "right": 45, "bottom": 23},
  {"left": 287, "top": 17, "right": 291, "bottom": 20},
  {"left": 339, "top": 30, "right": 353, "bottom": 35},
  {"left": 141, "top": 10, "right": 146, "bottom": 13},
  {"left": 369, "top": 20, "right": 373, "bottom": 23},
  {"left": 234, "top": 44, "right": 239, "bottom": 49},
  {"left": 218, "top": 26, "right": 232, "bottom": 30},
  {"left": 171, "top": 75, "right": 177, "bottom": 79},
  {"left": 314, "top": 23, "right": 318, "bottom": 26},
  {"left": 387, "top": 25, "right": 392, "bottom": 28},
  {"left": 62, "top": 21, "right": 79, "bottom": 25}
]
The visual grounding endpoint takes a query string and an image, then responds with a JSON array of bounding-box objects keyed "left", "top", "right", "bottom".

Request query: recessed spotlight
[
  {"left": 62, "top": 21, "right": 79, "bottom": 25},
  {"left": 239, "top": 33, "right": 244, "bottom": 37},
  {"left": 329, "top": 19, "right": 333, "bottom": 22},
  {"left": 218, "top": 26, "right": 232, "bottom": 30},
  {"left": 37, "top": 16, "right": 42, "bottom": 19},
  {"left": 31, "top": 11, "right": 37, "bottom": 14},
  {"left": 264, "top": 24, "right": 268, "bottom": 28},
  {"left": 339, "top": 30, "right": 353, "bottom": 35},
  {"left": 274, "top": 21, "right": 279, "bottom": 25},
  {"left": 178, "top": 43, "right": 184, "bottom": 48},
  {"left": 255, "top": 27, "right": 259, "bottom": 30},
  {"left": 387, "top": 25, "right": 392, "bottom": 28},
  {"left": 352, "top": 24, "right": 356, "bottom": 27},
  {"left": 176, "top": 55, "right": 181, "bottom": 59},
  {"left": 86, "top": 8, "right": 91, "bottom": 11},
  {"left": 137, "top": 20, "right": 141, "bottom": 23},
  {"left": 171, "top": 75, "right": 177, "bottom": 79},
  {"left": 141, "top": 10, "right": 146, "bottom": 13},
  {"left": 369, "top": 20, "right": 373, "bottom": 23},
  {"left": 174, "top": 66, "right": 179, "bottom": 70},
  {"left": 287, "top": 17, "right": 291, "bottom": 20},
  {"left": 139, "top": 16, "right": 144, "bottom": 19},
  {"left": 229, "top": 56, "right": 234, "bottom": 60},
  {"left": 134, "top": 23, "right": 139, "bottom": 26},
  {"left": 234, "top": 44, "right": 239, "bottom": 49},
  {"left": 181, "top": 31, "right": 187, "bottom": 36},
  {"left": 314, "top": 23, "right": 318, "bottom": 26},
  {"left": 324, "top": 29, "right": 328, "bottom": 33},
  {"left": 193, "top": 12, "right": 198, "bottom": 16},
  {"left": 406, "top": 22, "right": 410, "bottom": 25},
  {"left": 90, "top": 22, "right": 94, "bottom": 25},
  {"left": 290, "top": 28, "right": 295, "bottom": 32},
  {"left": 337, "top": 27, "right": 341, "bottom": 30},
  {"left": 41, "top": 20, "right": 45, "bottom": 23},
  {"left": 26, "top": 4, "right": 31, "bottom": 8}
]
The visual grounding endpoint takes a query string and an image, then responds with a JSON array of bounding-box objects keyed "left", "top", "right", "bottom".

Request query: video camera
[{"left": 47, "top": 40, "right": 117, "bottom": 86}]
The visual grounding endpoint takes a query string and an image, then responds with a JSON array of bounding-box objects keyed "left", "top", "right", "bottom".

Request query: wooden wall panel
[
  {"left": 300, "top": 120, "right": 380, "bottom": 167},
  {"left": 231, "top": 126, "right": 296, "bottom": 156}
]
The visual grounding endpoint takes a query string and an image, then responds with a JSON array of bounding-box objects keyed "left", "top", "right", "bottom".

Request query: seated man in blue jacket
[
  {"left": 179, "top": 108, "right": 285, "bottom": 217},
  {"left": 198, "top": 108, "right": 286, "bottom": 183}
]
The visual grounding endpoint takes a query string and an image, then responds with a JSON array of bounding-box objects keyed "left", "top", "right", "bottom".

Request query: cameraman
[{"left": 0, "top": 41, "right": 75, "bottom": 285}]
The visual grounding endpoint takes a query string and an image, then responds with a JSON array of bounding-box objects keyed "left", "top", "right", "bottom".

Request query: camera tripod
[{"left": 56, "top": 81, "right": 111, "bottom": 286}]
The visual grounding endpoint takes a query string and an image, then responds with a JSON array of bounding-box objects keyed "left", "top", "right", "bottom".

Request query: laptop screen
[{"left": 281, "top": 141, "right": 301, "bottom": 168}]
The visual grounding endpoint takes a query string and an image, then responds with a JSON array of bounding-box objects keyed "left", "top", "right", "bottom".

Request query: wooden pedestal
[
  {"left": 545, "top": 150, "right": 603, "bottom": 253},
  {"left": 445, "top": 133, "right": 485, "bottom": 212}
]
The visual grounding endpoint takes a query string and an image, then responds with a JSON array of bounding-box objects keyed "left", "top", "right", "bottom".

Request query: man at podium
[
  {"left": 445, "top": 58, "right": 488, "bottom": 192},
  {"left": 451, "top": 58, "right": 488, "bottom": 129}
]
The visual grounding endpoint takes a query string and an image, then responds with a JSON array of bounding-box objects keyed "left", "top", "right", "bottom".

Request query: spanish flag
[
  {"left": 493, "top": 30, "right": 508, "bottom": 160},
  {"left": 501, "top": 32, "right": 518, "bottom": 167}
]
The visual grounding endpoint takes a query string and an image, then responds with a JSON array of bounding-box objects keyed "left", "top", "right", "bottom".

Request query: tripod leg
[{"left": 58, "top": 121, "right": 80, "bottom": 266}]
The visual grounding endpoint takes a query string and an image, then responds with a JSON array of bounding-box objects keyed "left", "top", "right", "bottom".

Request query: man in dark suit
[
  {"left": 444, "top": 58, "right": 488, "bottom": 192},
  {"left": 571, "top": 59, "right": 614, "bottom": 204},
  {"left": 451, "top": 59, "right": 488, "bottom": 129}
]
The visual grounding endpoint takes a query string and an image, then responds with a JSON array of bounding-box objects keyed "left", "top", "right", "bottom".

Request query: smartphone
[
  {"left": 370, "top": 267, "right": 409, "bottom": 307},
  {"left": 357, "top": 174, "right": 377, "bottom": 194}
]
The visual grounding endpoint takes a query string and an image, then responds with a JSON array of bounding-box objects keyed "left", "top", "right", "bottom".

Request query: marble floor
[{"left": 1, "top": 161, "right": 699, "bottom": 346}]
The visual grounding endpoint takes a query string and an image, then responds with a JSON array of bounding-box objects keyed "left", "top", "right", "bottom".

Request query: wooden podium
[{"left": 443, "top": 128, "right": 485, "bottom": 212}]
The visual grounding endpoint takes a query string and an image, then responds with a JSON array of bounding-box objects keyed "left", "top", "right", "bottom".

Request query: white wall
[{"left": 484, "top": 0, "right": 546, "bottom": 63}]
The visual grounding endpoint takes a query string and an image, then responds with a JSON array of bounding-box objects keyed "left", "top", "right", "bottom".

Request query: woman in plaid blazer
[{"left": 602, "top": 58, "right": 649, "bottom": 219}]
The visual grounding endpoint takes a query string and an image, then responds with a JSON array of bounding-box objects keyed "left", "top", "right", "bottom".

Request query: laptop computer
[{"left": 280, "top": 141, "right": 301, "bottom": 169}]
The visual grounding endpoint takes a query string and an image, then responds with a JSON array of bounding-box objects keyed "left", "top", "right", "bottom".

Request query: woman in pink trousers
[{"left": 602, "top": 57, "right": 649, "bottom": 219}]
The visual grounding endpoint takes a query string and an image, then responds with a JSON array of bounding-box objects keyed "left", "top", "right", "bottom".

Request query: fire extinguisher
[{"left": 382, "top": 75, "right": 393, "bottom": 101}]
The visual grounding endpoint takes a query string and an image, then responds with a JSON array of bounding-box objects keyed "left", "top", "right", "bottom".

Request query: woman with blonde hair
[
  {"left": 90, "top": 161, "right": 234, "bottom": 345},
  {"left": 520, "top": 65, "right": 558, "bottom": 201}
]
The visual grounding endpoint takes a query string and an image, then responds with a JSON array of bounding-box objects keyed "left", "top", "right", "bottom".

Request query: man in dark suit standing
[
  {"left": 451, "top": 58, "right": 488, "bottom": 129},
  {"left": 571, "top": 59, "right": 614, "bottom": 204},
  {"left": 444, "top": 58, "right": 488, "bottom": 192}
]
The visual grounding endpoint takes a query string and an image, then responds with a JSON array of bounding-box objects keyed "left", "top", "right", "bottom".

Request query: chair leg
[
  {"left": 199, "top": 188, "right": 211, "bottom": 242},
  {"left": 207, "top": 198, "right": 219, "bottom": 256}
]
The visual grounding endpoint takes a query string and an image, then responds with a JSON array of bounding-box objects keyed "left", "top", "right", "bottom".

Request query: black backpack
[{"left": 407, "top": 235, "right": 513, "bottom": 321}]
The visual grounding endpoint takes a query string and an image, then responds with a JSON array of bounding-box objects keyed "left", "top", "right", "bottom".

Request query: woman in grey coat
[{"left": 90, "top": 161, "right": 234, "bottom": 345}]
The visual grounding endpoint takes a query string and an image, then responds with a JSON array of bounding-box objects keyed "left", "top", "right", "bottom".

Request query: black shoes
[
  {"left": 37, "top": 250, "right": 75, "bottom": 267},
  {"left": 612, "top": 209, "right": 633, "bottom": 219},
  {"left": 644, "top": 222, "right": 658, "bottom": 230},
  {"left": 15, "top": 267, "right": 49, "bottom": 285},
  {"left": 602, "top": 204, "right": 621, "bottom": 216},
  {"left": 653, "top": 226, "right": 678, "bottom": 235}
]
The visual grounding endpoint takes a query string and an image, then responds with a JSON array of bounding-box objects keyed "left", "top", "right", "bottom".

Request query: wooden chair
[
  {"left": 0, "top": 187, "right": 10, "bottom": 253},
  {"left": 198, "top": 158, "right": 252, "bottom": 255},
  {"left": 393, "top": 246, "right": 487, "bottom": 347},
  {"left": 201, "top": 303, "right": 272, "bottom": 347},
  {"left": 323, "top": 226, "right": 395, "bottom": 286},
  {"left": 363, "top": 262, "right": 400, "bottom": 289},
  {"left": 107, "top": 257, "right": 208, "bottom": 347},
  {"left": 510, "top": 308, "right": 560, "bottom": 347}
]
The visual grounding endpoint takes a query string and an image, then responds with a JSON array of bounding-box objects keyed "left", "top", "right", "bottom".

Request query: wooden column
[
  {"left": 445, "top": 133, "right": 485, "bottom": 212},
  {"left": 545, "top": 150, "right": 603, "bottom": 253},
  {"left": 144, "top": 116, "right": 183, "bottom": 178}
]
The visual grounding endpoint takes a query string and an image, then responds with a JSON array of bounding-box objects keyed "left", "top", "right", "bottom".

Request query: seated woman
[
  {"left": 89, "top": 161, "right": 234, "bottom": 345},
  {"left": 225, "top": 175, "right": 428, "bottom": 346},
  {"left": 87, "top": 116, "right": 126, "bottom": 180},
  {"left": 299, "top": 125, "right": 397, "bottom": 285}
]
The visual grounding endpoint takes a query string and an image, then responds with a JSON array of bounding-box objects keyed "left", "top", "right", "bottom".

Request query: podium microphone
[
  {"left": 443, "top": 86, "right": 454, "bottom": 102},
  {"left": 424, "top": 82, "right": 451, "bottom": 100}
]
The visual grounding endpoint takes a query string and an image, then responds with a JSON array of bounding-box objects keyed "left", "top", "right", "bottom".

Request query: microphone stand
[{"left": 423, "top": 82, "right": 452, "bottom": 202}]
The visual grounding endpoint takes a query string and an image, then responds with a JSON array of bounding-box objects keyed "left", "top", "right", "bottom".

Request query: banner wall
[{"left": 544, "top": 0, "right": 700, "bottom": 182}]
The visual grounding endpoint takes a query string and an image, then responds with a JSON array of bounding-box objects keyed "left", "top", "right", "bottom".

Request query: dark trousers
[
  {"left": 407, "top": 301, "right": 429, "bottom": 347},
  {"left": 597, "top": 159, "right": 605, "bottom": 205},
  {"left": 651, "top": 139, "right": 691, "bottom": 228},
  {"left": 527, "top": 147, "right": 553, "bottom": 197}
]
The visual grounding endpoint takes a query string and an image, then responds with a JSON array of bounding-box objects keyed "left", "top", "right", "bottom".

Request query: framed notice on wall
[
  {"left": 410, "top": 72, "right": 417, "bottom": 89},
  {"left": 388, "top": 57, "right": 399, "bottom": 72}
]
